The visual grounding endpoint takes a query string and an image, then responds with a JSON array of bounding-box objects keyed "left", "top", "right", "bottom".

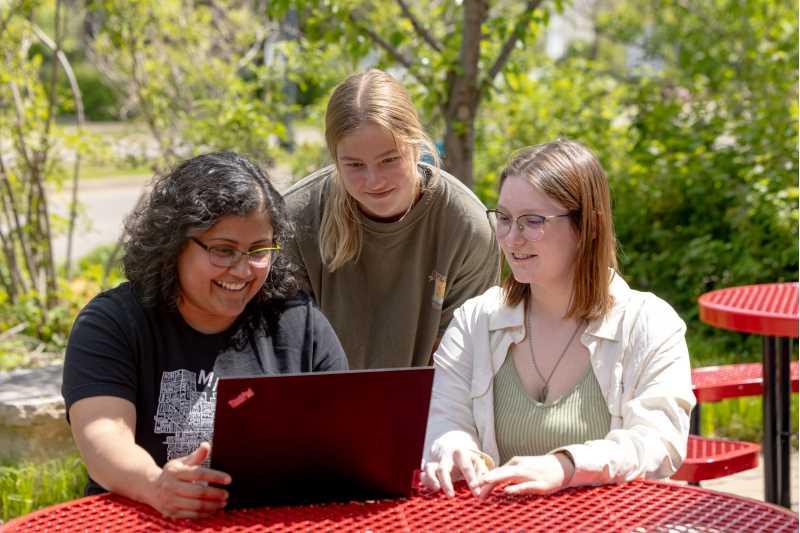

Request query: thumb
[{"left": 183, "top": 442, "right": 211, "bottom": 466}]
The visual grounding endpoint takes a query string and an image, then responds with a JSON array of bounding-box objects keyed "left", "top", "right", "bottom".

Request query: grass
[
  {"left": 700, "top": 395, "right": 799, "bottom": 446},
  {"left": 0, "top": 454, "right": 87, "bottom": 524}
]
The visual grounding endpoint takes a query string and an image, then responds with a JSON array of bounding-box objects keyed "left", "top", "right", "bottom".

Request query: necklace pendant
[{"left": 539, "top": 385, "right": 548, "bottom": 403}]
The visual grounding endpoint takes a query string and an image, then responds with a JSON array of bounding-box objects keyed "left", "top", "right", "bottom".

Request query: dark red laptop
[{"left": 210, "top": 367, "right": 434, "bottom": 507}]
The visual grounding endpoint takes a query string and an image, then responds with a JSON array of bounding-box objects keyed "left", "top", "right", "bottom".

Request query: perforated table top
[
  {"left": 4, "top": 480, "right": 797, "bottom": 532},
  {"left": 699, "top": 282, "right": 798, "bottom": 337}
]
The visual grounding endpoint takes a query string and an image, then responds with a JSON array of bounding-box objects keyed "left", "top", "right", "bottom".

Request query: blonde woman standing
[{"left": 283, "top": 69, "right": 500, "bottom": 369}]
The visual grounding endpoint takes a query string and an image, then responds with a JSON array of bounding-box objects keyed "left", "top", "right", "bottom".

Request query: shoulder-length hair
[
  {"left": 123, "top": 151, "right": 297, "bottom": 308},
  {"left": 500, "top": 139, "right": 618, "bottom": 321},
  {"left": 320, "top": 68, "right": 440, "bottom": 270}
]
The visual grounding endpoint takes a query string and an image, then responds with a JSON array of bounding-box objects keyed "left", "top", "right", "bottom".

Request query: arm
[
  {"left": 309, "top": 303, "right": 349, "bottom": 372},
  {"left": 559, "top": 309, "right": 694, "bottom": 487},
  {"left": 62, "top": 291, "right": 230, "bottom": 517},
  {"left": 69, "top": 396, "right": 230, "bottom": 518},
  {"left": 282, "top": 232, "right": 313, "bottom": 295},
  {"left": 421, "top": 305, "right": 494, "bottom": 496},
  {"left": 438, "top": 223, "right": 501, "bottom": 341}
]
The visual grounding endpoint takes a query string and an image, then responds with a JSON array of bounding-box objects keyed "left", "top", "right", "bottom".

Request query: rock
[{"left": 0, "top": 364, "right": 76, "bottom": 462}]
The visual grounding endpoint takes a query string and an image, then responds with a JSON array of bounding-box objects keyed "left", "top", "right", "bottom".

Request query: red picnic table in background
[
  {"left": 698, "top": 282, "right": 799, "bottom": 508},
  {"left": 3, "top": 480, "right": 798, "bottom": 532}
]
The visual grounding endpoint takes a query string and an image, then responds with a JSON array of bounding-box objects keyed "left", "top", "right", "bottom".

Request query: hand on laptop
[
  {"left": 421, "top": 447, "right": 491, "bottom": 497},
  {"left": 148, "top": 442, "right": 232, "bottom": 519}
]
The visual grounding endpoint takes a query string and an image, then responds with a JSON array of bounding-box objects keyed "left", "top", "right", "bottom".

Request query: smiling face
[
  {"left": 336, "top": 122, "right": 419, "bottom": 220},
  {"left": 497, "top": 176, "right": 579, "bottom": 289},
  {"left": 176, "top": 209, "right": 274, "bottom": 334}
]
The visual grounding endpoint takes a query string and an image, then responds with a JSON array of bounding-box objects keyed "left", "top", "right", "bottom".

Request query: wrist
[{"left": 554, "top": 451, "right": 576, "bottom": 488}]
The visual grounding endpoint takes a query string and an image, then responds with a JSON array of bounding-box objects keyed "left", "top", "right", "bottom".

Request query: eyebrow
[{"left": 339, "top": 148, "right": 400, "bottom": 161}]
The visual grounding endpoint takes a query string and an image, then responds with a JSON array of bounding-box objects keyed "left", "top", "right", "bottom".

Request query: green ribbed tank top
[{"left": 493, "top": 352, "right": 612, "bottom": 464}]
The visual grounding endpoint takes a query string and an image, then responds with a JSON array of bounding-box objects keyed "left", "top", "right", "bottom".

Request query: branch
[
  {"left": 348, "top": 11, "right": 412, "bottom": 70},
  {"left": 0, "top": 150, "right": 33, "bottom": 295},
  {"left": 347, "top": 11, "right": 429, "bottom": 87},
  {"left": 394, "top": 0, "right": 443, "bottom": 52},
  {"left": 0, "top": 0, "right": 21, "bottom": 42},
  {"left": 30, "top": 20, "right": 86, "bottom": 277},
  {"left": 482, "top": 0, "right": 544, "bottom": 90}
]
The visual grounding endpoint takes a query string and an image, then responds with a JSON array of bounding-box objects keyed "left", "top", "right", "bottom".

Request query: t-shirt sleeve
[
  {"left": 309, "top": 304, "right": 349, "bottom": 372},
  {"left": 62, "top": 292, "right": 139, "bottom": 419}
]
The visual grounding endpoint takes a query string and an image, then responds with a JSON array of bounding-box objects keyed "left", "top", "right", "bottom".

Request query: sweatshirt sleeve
[
  {"left": 438, "top": 211, "right": 501, "bottom": 341},
  {"left": 308, "top": 301, "right": 348, "bottom": 372},
  {"left": 282, "top": 231, "right": 313, "bottom": 295}
]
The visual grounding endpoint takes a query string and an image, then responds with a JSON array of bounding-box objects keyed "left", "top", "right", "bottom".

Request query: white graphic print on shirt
[{"left": 154, "top": 369, "right": 218, "bottom": 462}]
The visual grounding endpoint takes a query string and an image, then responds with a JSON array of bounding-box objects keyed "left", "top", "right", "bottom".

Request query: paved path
[
  {"left": 668, "top": 451, "right": 798, "bottom": 512},
  {"left": 49, "top": 164, "right": 294, "bottom": 263},
  {"left": 701, "top": 452, "right": 798, "bottom": 511}
]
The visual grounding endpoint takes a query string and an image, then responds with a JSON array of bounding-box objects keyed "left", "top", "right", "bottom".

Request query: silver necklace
[{"left": 526, "top": 309, "right": 583, "bottom": 403}]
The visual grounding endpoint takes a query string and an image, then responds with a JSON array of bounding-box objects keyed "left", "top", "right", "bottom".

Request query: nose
[
  {"left": 228, "top": 254, "right": 253, "bottom": 277},
  {"left": 502, "top": 220, "right": 526, "bottom": 246},
  {"left": 364, "top": 165, "right": 384, "bottom": 189}
]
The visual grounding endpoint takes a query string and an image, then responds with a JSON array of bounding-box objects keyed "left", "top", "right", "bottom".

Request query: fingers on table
[
  {"left": 503, "top": 480, "right": 555, "bottom": 495},
  {"left": 162, "top": 495, "right": 227, "bottom": 519},
  {"left": 453, "top": 449, "right": 482, "bottom": 496},
  {"left": 477, "top": 465, "right": 523, "bottom": 499},
  {"left": 421, "top": 462, "right": 442, "bottom": 491},
  {"left": 174, "top": 464, "right": 232, "bottom": 486}
]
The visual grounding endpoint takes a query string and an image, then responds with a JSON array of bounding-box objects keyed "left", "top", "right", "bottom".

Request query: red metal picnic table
[
  {"left": 698, "top": 282, "right": 799, "bottom": 508},
  {"left": 3, "top": 480, "right": 798, "bottom": 532}
]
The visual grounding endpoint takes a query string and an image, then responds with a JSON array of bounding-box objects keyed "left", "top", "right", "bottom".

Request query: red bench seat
[
  {"left": 692, "top": 360, "right": 799, "bottom": 402},
  {"left": 672, "top": 435, "right": 761, "bottom": 482}
]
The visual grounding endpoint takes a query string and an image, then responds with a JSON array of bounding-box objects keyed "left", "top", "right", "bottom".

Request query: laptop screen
[{"left": 210, "top": 367, "right": 434, "bottom": 507}]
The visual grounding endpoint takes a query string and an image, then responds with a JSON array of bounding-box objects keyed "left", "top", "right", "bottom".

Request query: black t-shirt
[{"left": 62, "top": 282, "right": 347, "bottom": 495}]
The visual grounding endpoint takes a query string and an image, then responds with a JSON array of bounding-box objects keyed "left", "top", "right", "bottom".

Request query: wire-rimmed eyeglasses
[
  {"left": 190, "top": 237, "right": 280, "bottom": 268},
  {"left": 486, "top": 209, "right": 572, "bottom": 241}
]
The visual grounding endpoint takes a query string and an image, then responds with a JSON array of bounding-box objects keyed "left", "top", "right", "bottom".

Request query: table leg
[
  {"left": 690, "top": 403, "right": 701, "bottom": 436},
  {"left": 763, "top": 336, "right": 778, "bottom": 505},
  {"left": 777, "top": 336, "right": 792, "bottom": 509}
]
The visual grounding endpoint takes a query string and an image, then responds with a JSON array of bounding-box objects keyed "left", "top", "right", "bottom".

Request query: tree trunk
[{"left": 441, "top": 0, "right": 486, "bottom": 190}]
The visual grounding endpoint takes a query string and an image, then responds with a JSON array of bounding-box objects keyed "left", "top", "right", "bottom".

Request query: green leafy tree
[
  {"left": 0, "top": 0, "right": 88, "bottom": 318},
  {"left": 600, "top": 0, "right": 798, "bottom": 316},
  {"left": 84, "top": 0, "right": 292, "bottom": 171},
  {"left": 476, "top": 0, "right": 798, "bottom": 348},
  {"left": 274, "top": 0, "right": 564, "bottom": 188}
]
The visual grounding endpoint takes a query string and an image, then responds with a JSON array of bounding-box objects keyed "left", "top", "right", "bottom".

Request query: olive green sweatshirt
[{"left": 283, "top": 164, "right": 501, "bottom": 369}]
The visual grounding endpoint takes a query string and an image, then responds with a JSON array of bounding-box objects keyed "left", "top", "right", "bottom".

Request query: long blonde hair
[
  {"left": 320, "top": 69, "right": 440, "bottom": 270},
  {"left": 500, "top": 139, "right": 618, "bottom": 321}
]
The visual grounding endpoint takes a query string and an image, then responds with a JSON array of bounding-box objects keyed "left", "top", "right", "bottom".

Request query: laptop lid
[{"left": 210, "top": 367, "right": 434, "bottom": 508}]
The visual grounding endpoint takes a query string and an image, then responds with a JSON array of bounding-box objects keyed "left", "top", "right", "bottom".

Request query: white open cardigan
[{"left": 423, "top": 273, "right": 696, "bottom": 487}]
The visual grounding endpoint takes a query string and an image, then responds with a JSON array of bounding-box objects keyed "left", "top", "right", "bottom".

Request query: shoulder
[
  {"left": 616, "top": 277, "right": 686, "bottom": 344},
  {"left": 73, "top": 282, "right": 144, "bottom": 327},
  {"left": 454, "top": 286, "right": 506, "bottom": 324},
  {"left": 284, "top": 166, "right": 333, "bottom": 209},
  {"left": 426, "top": 166, "right": 494, "bottom": 243},
  {"left": 254, "top": 290, "right": 317, "bottom": 327},
  {"left": 430, "top": 166, "right": 489, "bottom": 215}
]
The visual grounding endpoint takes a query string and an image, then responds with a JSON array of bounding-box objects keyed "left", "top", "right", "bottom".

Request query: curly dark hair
[{"left": 123, "top": 151, "right": 297, "bottom": 308}]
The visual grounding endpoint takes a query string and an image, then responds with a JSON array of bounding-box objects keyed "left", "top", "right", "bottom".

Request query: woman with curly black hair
[{"left": 62, "top": 151, "right": 347, "bottom": 519}]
